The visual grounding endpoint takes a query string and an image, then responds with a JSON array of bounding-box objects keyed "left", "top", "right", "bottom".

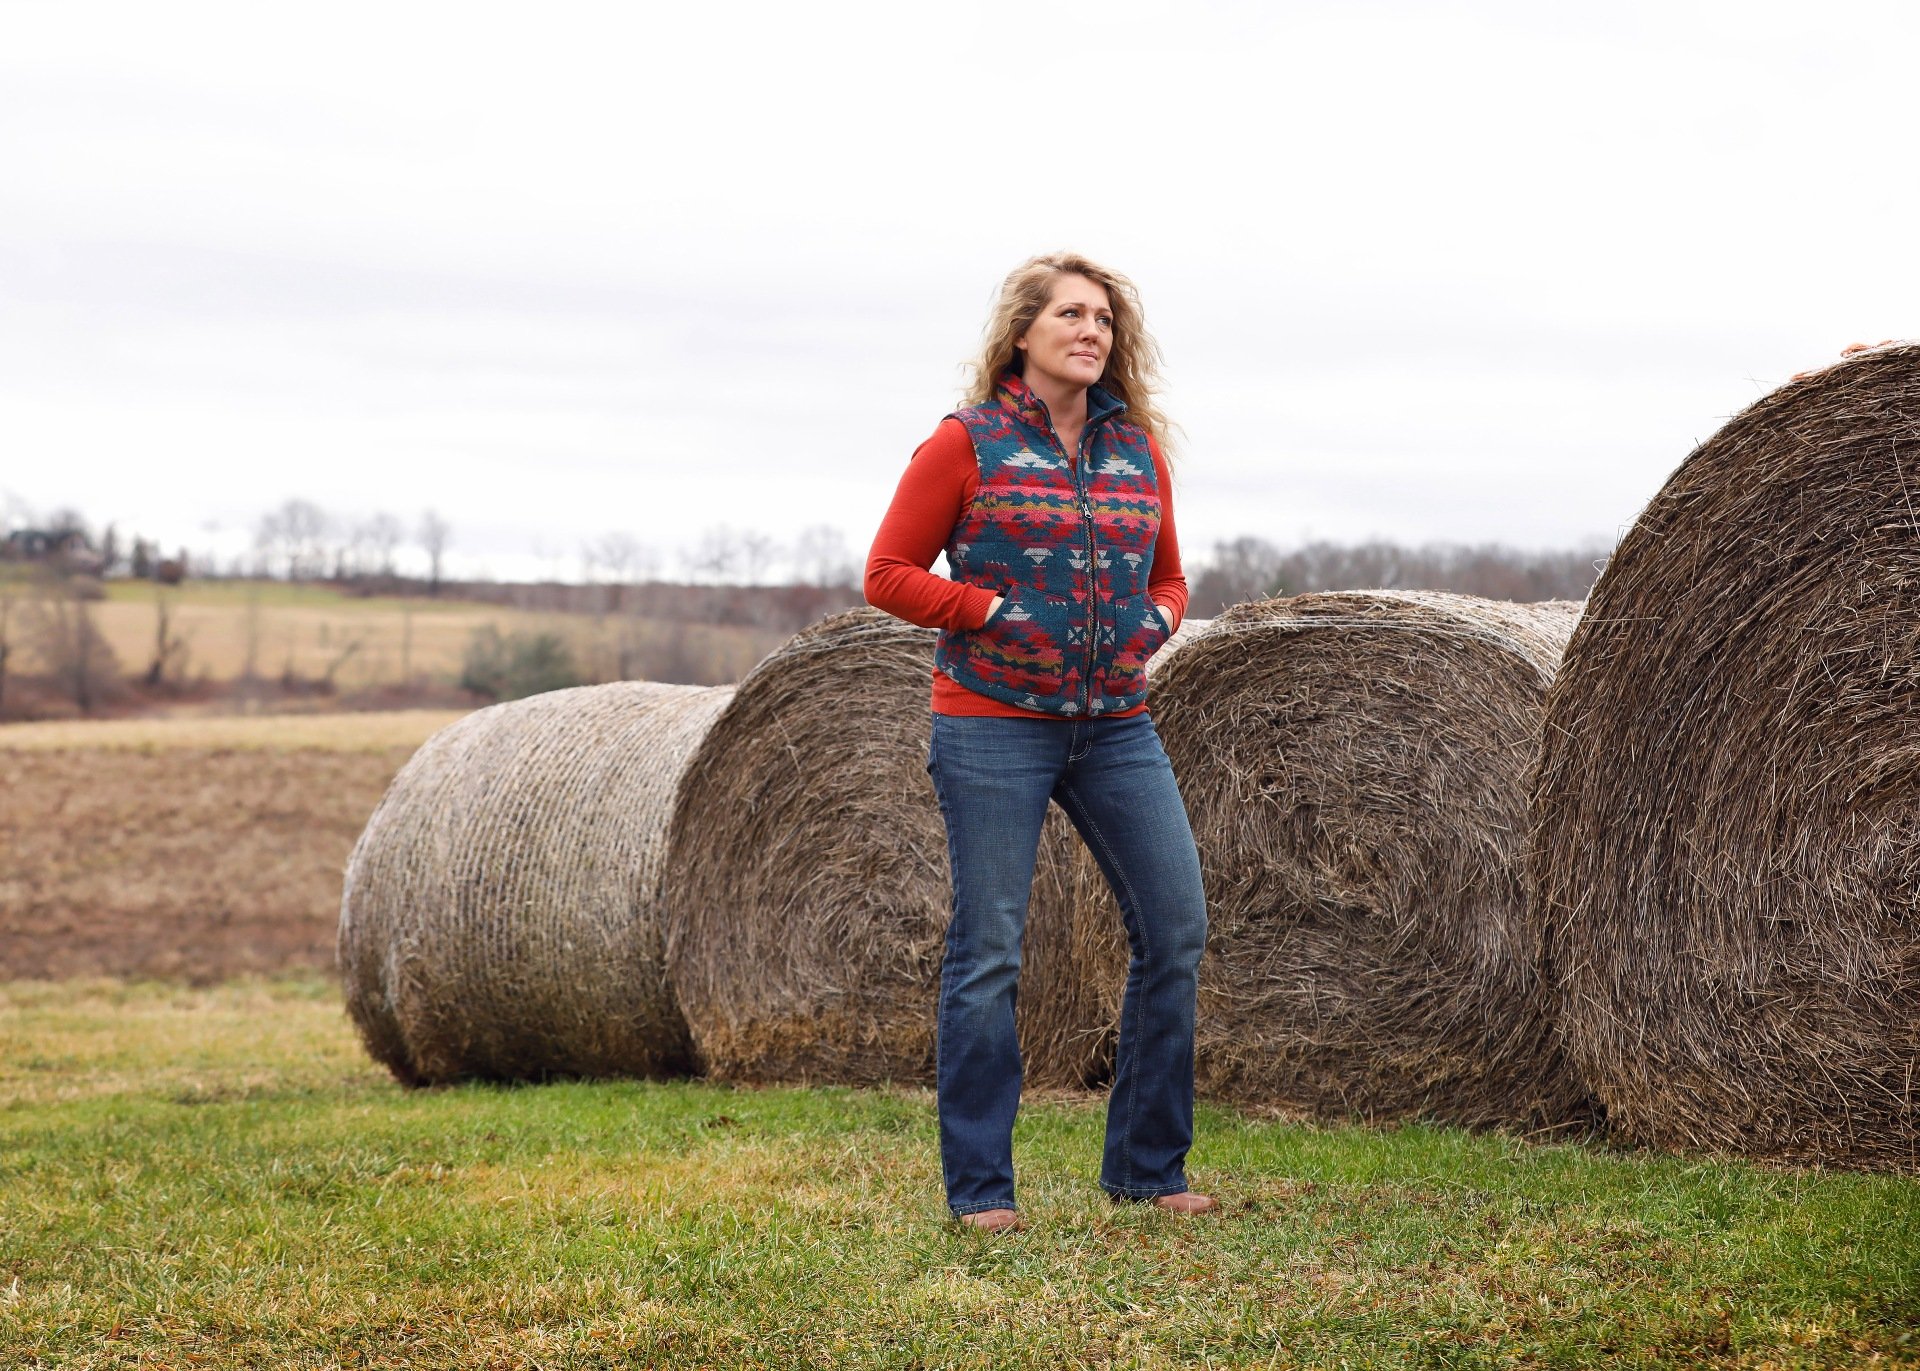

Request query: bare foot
[
  {"left": 1151, "top": 1191, "right": 1219, "bottom": 1215},
  {"left": 956, "top": 1207, "right": 1025, "bottom": 1233}
]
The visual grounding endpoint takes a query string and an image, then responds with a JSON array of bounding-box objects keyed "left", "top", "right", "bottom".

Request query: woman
[{"left": 865, "top": 252, "right": 1214, "bottom": 1232}]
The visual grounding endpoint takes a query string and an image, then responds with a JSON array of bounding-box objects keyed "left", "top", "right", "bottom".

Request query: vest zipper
[
  {"left": 1070, "top": 427, "right": 1099, "bottom": 716},
  {"left": 1037, "top": 393, "right": 1107, "bottom": 717}
]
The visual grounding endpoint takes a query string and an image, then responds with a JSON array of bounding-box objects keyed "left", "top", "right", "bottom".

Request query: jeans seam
[
  {"left": 950, "top": 1199, "right": 1018, "bottom": 1217},
  {"left": 930, "top": 714, "right": 1046, "bottom": 1216},
  {"left": 1060, "top": 775, "right": 1150, "bottom": 1194},
  {"left": 927, "top": 725, "right": 963, "bottom": 1209},
  {"left": 1103, "top": 1181, "right": 1188, "bottom": 1200}
]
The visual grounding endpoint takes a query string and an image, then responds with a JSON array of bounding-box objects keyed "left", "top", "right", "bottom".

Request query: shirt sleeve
[
  {"left": 1146, "top": 434, "right": 1190, "bottom": 630},
  {"left": 863, "top": 418, "right": 1000, "bottom": 632}
]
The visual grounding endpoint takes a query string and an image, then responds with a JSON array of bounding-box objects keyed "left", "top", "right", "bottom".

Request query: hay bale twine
[
  {"left": 662, "top": 606, "right": 1122, "bottom": 1087},
  {"left": 1145, "top": 590, "right": 1586, "bottom": 1127},
  {"left": 1532, "top": 342, "right": 1920, "bottom": 1167},
  {"left": 337, "top": 681, "right": 732, "bottom": 1085}
]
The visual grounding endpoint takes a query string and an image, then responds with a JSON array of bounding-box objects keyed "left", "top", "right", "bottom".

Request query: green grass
[{"left": 3, "top": 981, "right": 1917, "bottom": 1369}]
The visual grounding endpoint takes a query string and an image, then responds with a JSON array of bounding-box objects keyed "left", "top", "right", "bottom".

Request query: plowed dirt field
[{"left": 0, "top": 712, "right": 459, "bottom": 980}]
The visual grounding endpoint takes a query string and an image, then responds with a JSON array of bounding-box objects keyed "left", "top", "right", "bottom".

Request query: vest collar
[{"left": 994, "top": 370, "right": 1126, "bottom": 436}]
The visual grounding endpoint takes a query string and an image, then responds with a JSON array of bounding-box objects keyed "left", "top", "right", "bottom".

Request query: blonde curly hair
[{"left": 964, "top": 251, "right": 1173, "bottom": 458}]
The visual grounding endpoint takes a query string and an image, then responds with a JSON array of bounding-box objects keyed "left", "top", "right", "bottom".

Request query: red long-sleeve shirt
[{"left": 865, "top": 416, "right": 1190, "bottom": 718}]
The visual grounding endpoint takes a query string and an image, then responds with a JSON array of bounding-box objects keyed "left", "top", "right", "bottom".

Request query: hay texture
[
  {"left": 338, "top": 681, "right": 732, "bottom": 1085},
  {"left": 1531, "top": 342, "right": 1920, "bottom": 1167},
  {"left": 663, "top": 606, "right": 1139, "bottom": 1088},
  {"left": 1147, "top": 591, "right": 1586, "bottom": 1127}
]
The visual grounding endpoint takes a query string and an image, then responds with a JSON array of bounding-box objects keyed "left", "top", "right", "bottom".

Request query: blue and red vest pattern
[{"left": 935, "top": 372, "right": 1171, "bottom": 717}]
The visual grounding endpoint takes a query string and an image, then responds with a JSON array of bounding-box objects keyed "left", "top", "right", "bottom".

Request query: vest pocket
[
  {"left": 962, "top": 586, "right": 1076, "bottom": 699},
  {"left": 1103, "top": 593, "right": 1172, "bottom": 699}
]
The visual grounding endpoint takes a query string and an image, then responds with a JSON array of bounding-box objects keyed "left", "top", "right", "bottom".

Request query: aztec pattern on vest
[{"left": 937, "top": 372, "right": 1169, "bottom": 716}]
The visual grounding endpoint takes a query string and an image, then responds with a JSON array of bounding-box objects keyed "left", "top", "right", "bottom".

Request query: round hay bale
[
  {"left": 662, "top": 606, "right": 1116, "bottom": 1087},
  {"left": 1531, "top": 342, "right": 1920, "bottom": 1167},
  {"left": 337, "top": 681, "right": 733, "bottom": 1085},
  {"left": 1145, "top": 590, "right": 1586, "bottom": 1127}
]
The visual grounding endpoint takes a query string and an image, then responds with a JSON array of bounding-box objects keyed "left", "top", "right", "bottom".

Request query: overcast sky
[{"left": 3, "top": 1, "right": 1914, "bottom": 581}]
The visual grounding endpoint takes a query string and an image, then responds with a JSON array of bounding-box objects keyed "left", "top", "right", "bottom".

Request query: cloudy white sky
[{"left": 2, "top": 1, "right": 1914, "bottom": 582}]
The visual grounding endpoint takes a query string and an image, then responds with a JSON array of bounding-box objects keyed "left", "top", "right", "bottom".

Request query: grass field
[
  {"left": 5, "top": 700, "right": 1918, "bottom": 1367},
  {"left": 2, "top": 980, "right": 1918, "bottom": 1369},
  {"left": 6, "top": 579, "right": 781, "bottom": 693}
]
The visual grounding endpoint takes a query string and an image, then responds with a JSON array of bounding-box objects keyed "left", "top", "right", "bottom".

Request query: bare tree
[
  {"left": 1190, "top": 536, "right": 1612, "bottom": 613},
  {"left": 0, "top": 577, "right": 15, "bottom": 713},
  {"left": 1269, "top": 538, "right": 1607, "bottom": 602},
  {"left": 33, "top": 508, "right": 100, "bottom": 577},
  {"left": 682, "top": 525, "right": 743, "bottom": 584},
  {"left": 43, "top": 507, "right": 88, "bottom": 542},
  {"left": 317, "top": 622, "right": 368, "bottom": 692},
  {"left": 363, "top": 512, "right": 404, "bottom": 578},
  {"left": 337, "top": 520, "right": 370, "bottom": 581},
  {"left": 249, "top": 518, "right": 276, "bottom": 580},
  {"left": 1191, "top": 535, "right": 1287, "bottom": 615},
  {"left": 0, "top": 489, "right": 31, "bottom": 541},
  {"left": 792, "top": 524, "right": 857, "bottom": 588},
  {"left": 586, "top": 532, "right": 660, "bottom": 677},
  {"left": 241, "top": 581, "right": 264, "bottom": 684},
  {"left": 738, "top": 530, "right": 782, "bottom": 586},
  {"left": 590, "top": 532, "right": 653, "bottom": 614},
  {"left": 25, "top": 572, "right": 121, "bottom": 713},
  {"left": 255, "top": 498, "right": 331, "bottom": 580},
  {"left": 143, "top": 586, "right": 192, "bottom": 688},
  {"left": 286, "top": 499, "right": 331, "bottom": 580},
  {"left": 418, "top": 509, "right": 451, "bottom": 596}
]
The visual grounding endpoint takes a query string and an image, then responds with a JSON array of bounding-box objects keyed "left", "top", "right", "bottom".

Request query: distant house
[
  {"left": 2, "top": 529, "right": 57, "bottom": 560},
  {"left": 1, "top": 528, "right": 101, "bottom": 573}
]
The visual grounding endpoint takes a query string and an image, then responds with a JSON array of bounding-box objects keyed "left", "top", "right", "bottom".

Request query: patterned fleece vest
[{"left": 935, "top": 372, "right": 1169, "bottom": 717}]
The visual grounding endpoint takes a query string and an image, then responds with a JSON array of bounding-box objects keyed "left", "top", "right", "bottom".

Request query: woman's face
[{"left": 1016, "top": 273, "right": 1113, "bottom": 395}]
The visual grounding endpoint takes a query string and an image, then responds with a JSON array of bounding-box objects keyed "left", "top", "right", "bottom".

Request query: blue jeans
[{"left": 926, "top": 711, "right": 1208, "bottom": 1215}]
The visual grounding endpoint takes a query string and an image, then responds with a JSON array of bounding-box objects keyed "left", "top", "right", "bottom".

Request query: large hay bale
[
  {"left": 1146, "top": 591, "right": 1586, "bottom": 1127},
  {"left": 1531, "top": 343, "right": 1920, "bottom": 1167},
  {"left": 337, "top": 681, "right": 732, "bottom": 1085},
  {"left": 663, "top": 606, "right": 1138, "bottom": 1088}
]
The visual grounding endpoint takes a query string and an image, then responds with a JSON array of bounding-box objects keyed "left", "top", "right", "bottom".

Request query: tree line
[
  {"left": 4, "top": 493, "right": 1611, "bottom": 609},
  {"left": 1, "top": 490, "right": 1612, "bottom": 719},
  {"left": 1188, "top": 535, "right": 1609, "bottom": 615}
]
